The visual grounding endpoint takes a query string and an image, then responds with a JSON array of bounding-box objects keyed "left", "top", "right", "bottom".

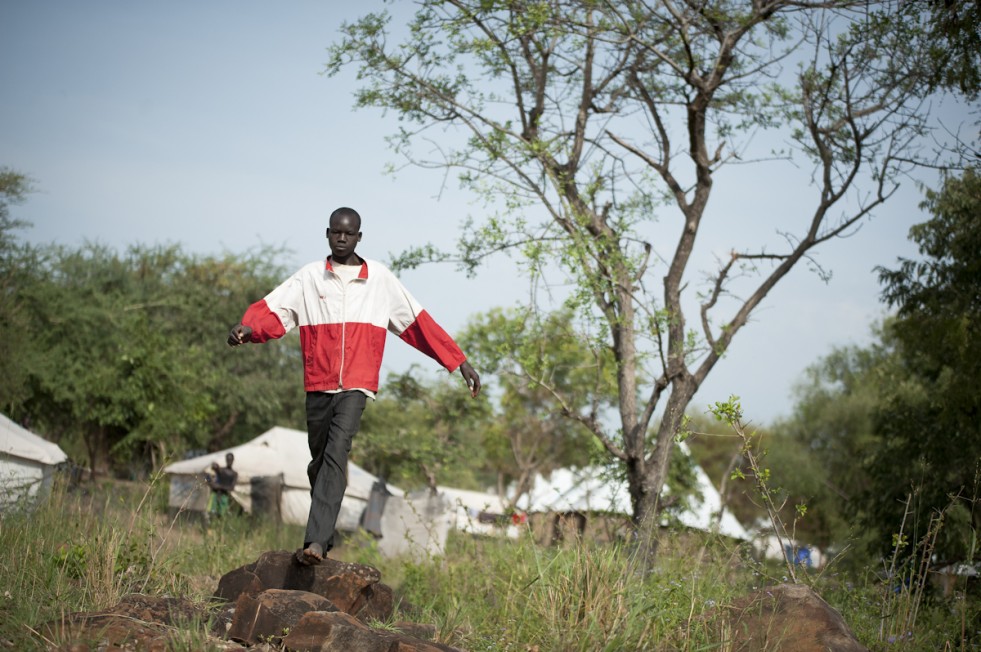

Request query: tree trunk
[
  {"left": 630, "top": 379, "right": 698, "bottom": 564},
  {"left": 84, "top": 425, "right": 112, "bottom": 479}
]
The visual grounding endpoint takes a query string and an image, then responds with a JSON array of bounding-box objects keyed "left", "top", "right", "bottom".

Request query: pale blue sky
[{"left": 2, "top": 1, "right": 972, "bottom": 424}]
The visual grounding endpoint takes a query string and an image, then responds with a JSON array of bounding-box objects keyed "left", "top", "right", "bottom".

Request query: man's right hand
[{"left": 227, "top": 323, "right": 253, "bottom": 346}]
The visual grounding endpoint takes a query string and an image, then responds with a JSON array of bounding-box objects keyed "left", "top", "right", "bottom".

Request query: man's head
[
  {"left": 326, "top": 207, "right": 362, "bottom": 263},
  {"left": 225, "top": 452, "right": 234, "bottom": 468}
]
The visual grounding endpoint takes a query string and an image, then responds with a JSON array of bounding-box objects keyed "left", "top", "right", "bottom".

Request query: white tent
[
  {"left": 162, "top": 426, "right": 402, "bottom": 530},
  {"left": 436, "top": 485, "right": 521, "bottom": 538},
  {"left": 516, "top": 443, "right": 751, "bottom": 541},
  {"left": 0, "top": 413, "right": 68, "bottom": 512}
]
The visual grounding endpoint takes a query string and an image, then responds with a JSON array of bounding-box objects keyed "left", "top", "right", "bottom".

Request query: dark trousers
[{"left": 303, "top": 390, "right": 367, "bottom": 551}]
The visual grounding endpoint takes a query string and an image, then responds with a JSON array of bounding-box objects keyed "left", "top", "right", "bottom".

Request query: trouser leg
[{"left": 303, "top": 391, "right": 367, "bottom": 551}]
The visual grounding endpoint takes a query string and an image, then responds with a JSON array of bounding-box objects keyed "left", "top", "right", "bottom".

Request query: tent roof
[
  {"left": 518, "top": 466, "right": 630, "bottom": 515},
  {"left": 516, "top": 443, "right": 750, "bottom": 540},
  {"left": 0, "top": 413, "right": 67, "bottom": 466},
  {"left": 437, "top": 486, "right": 509, "bottom": 515},
  {"left": 162, "top": 426, "right": 402, "bottom": 500},
  {"left": 673, "top": 449, "right": 751, "bottom": 540}
]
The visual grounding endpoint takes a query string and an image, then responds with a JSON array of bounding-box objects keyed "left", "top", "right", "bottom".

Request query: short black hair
[{"left": 329, "top": 207, "right": 361, "bottom": 229}]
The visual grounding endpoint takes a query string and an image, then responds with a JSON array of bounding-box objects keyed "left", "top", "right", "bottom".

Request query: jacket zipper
[{"left": 338, "top": 269, "right": 347, "bottom": 389}]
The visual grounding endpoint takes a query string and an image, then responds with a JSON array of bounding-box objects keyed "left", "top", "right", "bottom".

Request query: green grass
[
  {"left": 0, "top": 474, "right": 305, "bottom": 650},
  {"left": 0, "top": 476, "right": 976, "bottom": 651}
]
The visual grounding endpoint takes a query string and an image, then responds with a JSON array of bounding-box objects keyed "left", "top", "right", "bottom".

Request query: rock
[
  {"left": 211, "top": 600, "right": 237, "bottom": 638},
  {"left": 40, "top": 552, "right": 449, "bottom": 651},
  {"left": 215, "top": 564, "right": 265, "bottom": 602},
  {"left": 227, "top": 589, "right": 337, "bottom": 645},
  {"left": 718, "top": 583, "right": 868, "bottom": 652},
  {"left": 282, "top": 611, "right": 463, "bottom": 652},
  {"left": 37, "top": 594, "right": 212, "bottom": 651},
  {"left": 391, "top": 621, "right": 438, "bottom": 641},
  {"left": 215, "top": 549, "right": 393, "bottom": 622},
  {"left": 356, "top": 581, "right": 395, "bottom": 624}
]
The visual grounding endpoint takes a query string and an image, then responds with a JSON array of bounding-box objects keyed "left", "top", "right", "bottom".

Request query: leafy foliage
[
  {"left": 770, "top": 169, "right": 981, "bottom": 565},
  {"left": 357, "top": 367, "right": 494, "bottom": 491},
  {"left": 772, "top": 338, "right": 894, "bottom": 553},
  {"left": 4, "top": 234, "right": 305, "bottom": 475},
  {"left": 358, "top": 306, "right": 613, "bottom": 496},
  {"left": 868, "top": 168, "right": 981, "bottom": 562},
  {"left": 923, "top": 0, "right": 981, "bottom": 98},
  {"left": 0, "top": 168, "right": 38, "bottom": 409},
  {"left": 457, "top": 307, "right": 615, "bottom": 499}
]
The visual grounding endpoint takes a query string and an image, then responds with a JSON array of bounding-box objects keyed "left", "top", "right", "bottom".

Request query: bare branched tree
[{"left": 325, "top": 0, "right": 973, "bottom": 557}]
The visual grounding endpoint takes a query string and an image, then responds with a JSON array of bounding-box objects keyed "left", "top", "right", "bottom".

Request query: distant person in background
[
  {"left": 227, "top": 206, "right": 481, "bottom": 565},
  {"left": 205, "top": 462, "right": 223, "bottom": 519},
  {"left": 207, "top": 453, "right": 238, "bottom": 518}
]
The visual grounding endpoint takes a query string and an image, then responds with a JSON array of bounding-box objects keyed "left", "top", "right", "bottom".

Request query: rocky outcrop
[
  {"left": 227, "top": 589, "right": 338, "bottom": 646},
  {"left": 215, "top": 550, "right": 394, "bottom": 623},
  {"left": 38, "top": 553, "right": 866, "bottom": 651},
  {"left": 40, "top": 550, "right": 460, "bottom": 651},
  {"left": 213, "top": 550, "right": 453, "bottom": 651},
  {"left": 283, "top": 611, "right": 462, "bottom": 652},
  {"left": 39, "top": 594, "right": 216, "bottom": 652}
]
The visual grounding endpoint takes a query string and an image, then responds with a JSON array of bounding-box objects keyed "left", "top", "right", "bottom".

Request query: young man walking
[{"left": 227, "top": 207, "right": 480, "bottom": 564}]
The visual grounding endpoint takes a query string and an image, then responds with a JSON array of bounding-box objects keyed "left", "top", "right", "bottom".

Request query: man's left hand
[{"left": 459, "top": 361, "right": 481, "bottom": 398}]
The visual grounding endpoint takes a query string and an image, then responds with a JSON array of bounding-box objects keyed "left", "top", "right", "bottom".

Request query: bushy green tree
[
  {"left": 10, "top": 240, "right": 304, "bottom": 476},
  {"left": 358, "top": 306, "right": 612, "bottom": 496},
  {"left": 869, "top": 168, "right": 981, "bottom": 562},
  {"left": 923, "top": 0, "right": 981, "bottom": 98},
  {"left": 357, "top": 367, "right": 494, "bottom": 491},
  {"left": 774, "top": 169, "right": 981, "bottom": 564},
  {"left": 457, "top": 307, "right": 615, "bottom": 500},
  {"left": 769, "top": 337, "right": 895, "bottom": 551},
  {"left": 325, "top": 0, "right": 965, "bottom": 552},
  {"left": 0, "top": 168, "right": 38, "bottom": 411}
]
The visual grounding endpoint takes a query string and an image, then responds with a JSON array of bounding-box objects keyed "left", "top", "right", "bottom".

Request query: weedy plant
[{"left": 701, "top": 395, "right": 809, "bottom": 585}]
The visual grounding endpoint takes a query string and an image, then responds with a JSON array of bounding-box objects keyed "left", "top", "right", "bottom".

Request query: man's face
[{"left": 327, "top": 214, "right": 362, "bottom": 260}]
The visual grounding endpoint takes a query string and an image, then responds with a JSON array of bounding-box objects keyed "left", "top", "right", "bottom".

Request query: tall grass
[
  {"left": 386, "top": 526, "right": 978, "bottom": 651},
  {"left": 0, "top": 474, "right": 976, "bottom": 651},
  {"left": 386, "top": 529, "right": 767, "bottom": 651},
  {"left": 0, "top": 472, "right": 304, "bottom": 649}
]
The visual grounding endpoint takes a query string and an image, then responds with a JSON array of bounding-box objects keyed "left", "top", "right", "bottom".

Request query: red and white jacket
[{"left": 240, "top": 257, "right": 466, "bottom": 394}]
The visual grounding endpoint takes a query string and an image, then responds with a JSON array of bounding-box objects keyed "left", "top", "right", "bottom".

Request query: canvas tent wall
[
  {"left": 0, "top": 413, "right": 68, "bottom": 512},
  {"left": 516, "top": 443, "right": 750, "bottom": 541},
  {"left": 162, "top": 426, "right": 402, "bottom": 530},
  {"left": 436, "top": 485, "right": 521, "bottom": 538}
]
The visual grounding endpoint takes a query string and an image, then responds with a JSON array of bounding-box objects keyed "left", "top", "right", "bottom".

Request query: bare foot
[{"left": 296, "top": 542, "right": 323, "bottom": 566}]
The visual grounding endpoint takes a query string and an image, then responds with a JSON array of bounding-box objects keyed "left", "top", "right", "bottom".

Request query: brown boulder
[
  {"left": 282, "top": 611, "right": 463, "bottom": 652},
  {"left": 356, "top": 581, "right": 395, "bottom": 624},
  {"left": 38, "top": 594, "right": 212, "bottom": 651},
  {"left": 718, "top": 583, "right": 868, "bottom": 652},
  {"left": 390, "top": 621, "right": 438, "bottom": 641},
  {"left": 215, "top": 549, "right": 393, "bottom": 622},
  {"left": 228, "top": 589, "right": 337, "bottom": 645}
]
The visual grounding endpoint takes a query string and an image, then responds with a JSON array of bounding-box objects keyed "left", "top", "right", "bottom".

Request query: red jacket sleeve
[
  {"left": 241, "top": 299, "right": 287, "bottom": 343},
  {"left": 399, "top": 310, "right": 467, "bottom": 372}
]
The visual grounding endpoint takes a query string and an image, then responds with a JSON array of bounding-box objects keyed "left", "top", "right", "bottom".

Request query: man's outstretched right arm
[{"left": 228, "top": 272, "right": 305, "bottom": 346}]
